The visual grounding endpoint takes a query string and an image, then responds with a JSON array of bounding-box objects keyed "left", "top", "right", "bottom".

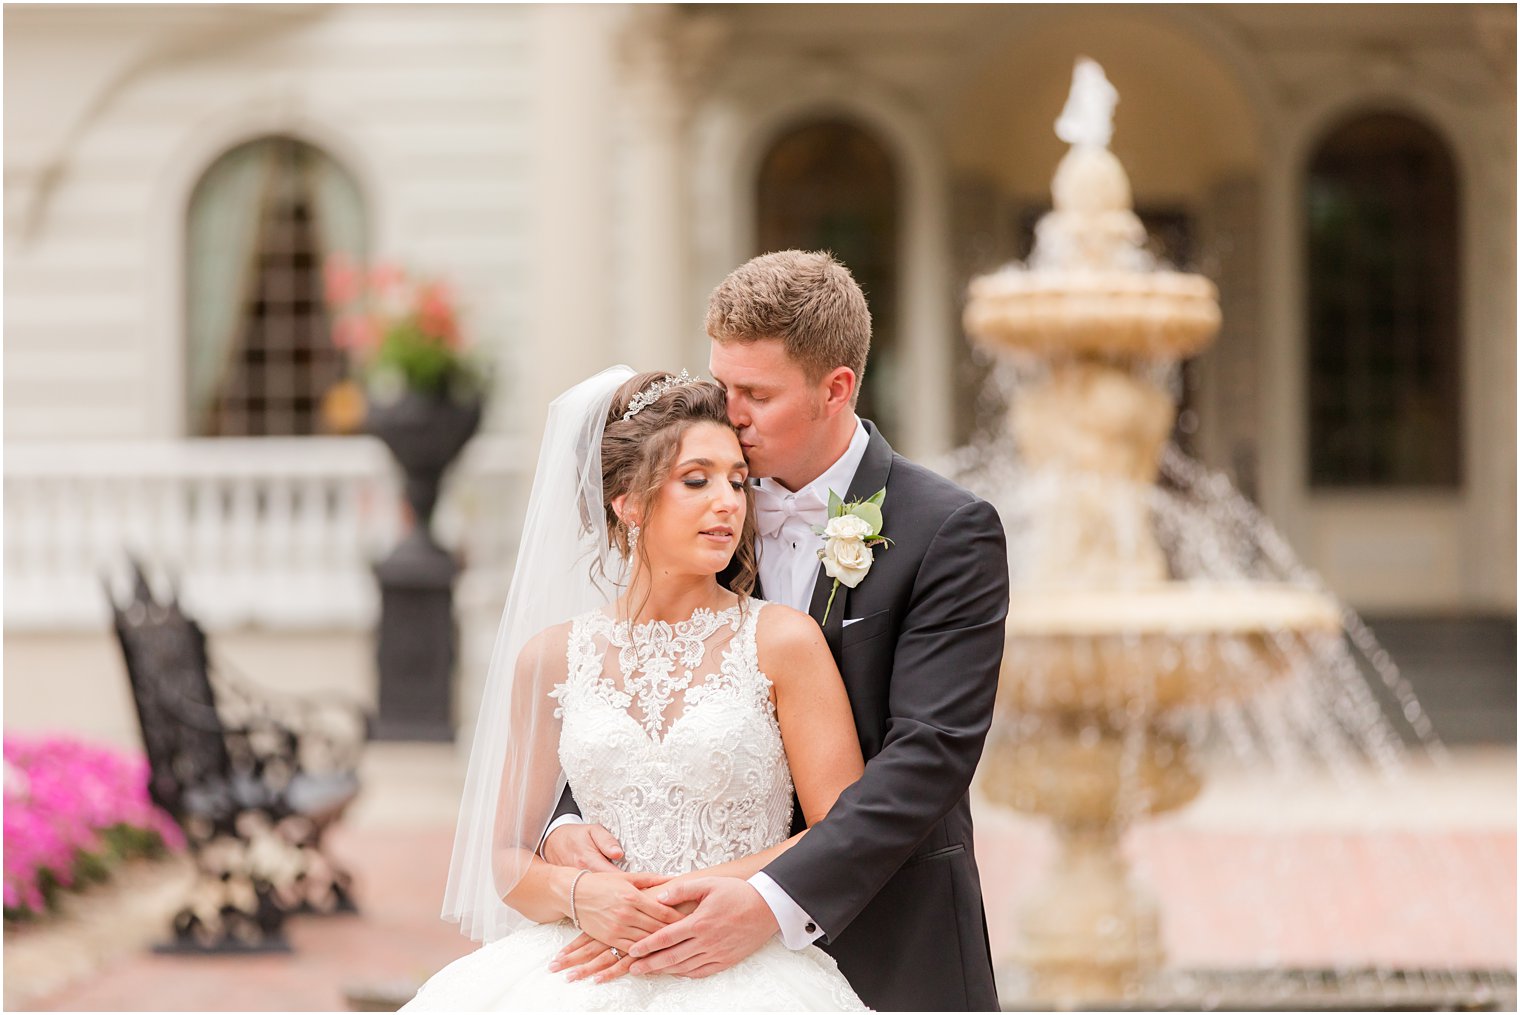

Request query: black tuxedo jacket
[
  {"left": 557, "top": 421, "right": 1009, "bottom": 1011},
  {"left": 754, "top": 421, "right": 1006, "bottom": 1011}
]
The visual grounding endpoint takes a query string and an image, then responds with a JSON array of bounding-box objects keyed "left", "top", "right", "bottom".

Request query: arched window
[
  {"left": 1305, "top": 112, "right": 1461, "bottom": 488},
  {"left": 756, "top": 120, "right": 900, "bottom": 440},
  {"left": 186, "top": 136, "right": 366, "bottom": 437}
]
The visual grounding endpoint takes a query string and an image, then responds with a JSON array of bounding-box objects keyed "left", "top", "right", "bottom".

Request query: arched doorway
[{"left": 755, "top": 119, "right": 902, "bottom": 440}]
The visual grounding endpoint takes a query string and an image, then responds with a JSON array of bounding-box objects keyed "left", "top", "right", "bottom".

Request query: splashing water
[{"left": 945, "top": 312, "right": 1511, "bottom": 1003}]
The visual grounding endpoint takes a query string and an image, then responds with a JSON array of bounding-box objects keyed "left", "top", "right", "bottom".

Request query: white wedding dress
[{"left": 403, "top": 600, "right": 867, "bottom": 1011}]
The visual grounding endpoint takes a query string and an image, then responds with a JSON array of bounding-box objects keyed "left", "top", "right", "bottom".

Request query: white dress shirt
[
  {"left": 744, "top": 418, "right": 869, "bottom": 949},
  {"left": 547, "top": 418, "right": 870, "bottom": 950},
  {"left": 753, "top": 418, "right": 871, "bottom": 618}
]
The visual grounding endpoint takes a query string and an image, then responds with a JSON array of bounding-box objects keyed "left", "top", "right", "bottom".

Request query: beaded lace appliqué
[
  {"left": 607, "top": 605, "right": 738, "bottom": 739},
  {"left": 548, "top": 600, "right": 793, "bottom": 877}
]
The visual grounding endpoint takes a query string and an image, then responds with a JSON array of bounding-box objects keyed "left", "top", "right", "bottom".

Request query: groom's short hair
[{"left": 705, "top": 250, "right": 871, "bottom": 397}]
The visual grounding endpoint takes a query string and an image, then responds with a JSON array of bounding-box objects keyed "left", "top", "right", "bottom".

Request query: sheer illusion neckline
[
  {"left": 598, "top": 600, "right": 744, "bottom": 641},
  {"left": 572, "top": 599, "right": 755, "bottom": 743}
]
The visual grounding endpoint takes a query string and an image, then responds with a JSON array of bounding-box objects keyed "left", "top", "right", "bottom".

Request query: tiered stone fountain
[{"left": 964, "top": 59, "right": 1341, "bottom": 1001}]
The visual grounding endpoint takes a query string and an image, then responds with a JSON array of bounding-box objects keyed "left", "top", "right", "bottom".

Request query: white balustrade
[{"left": 3, "top": 435, "right": 526, "bottom": 631}]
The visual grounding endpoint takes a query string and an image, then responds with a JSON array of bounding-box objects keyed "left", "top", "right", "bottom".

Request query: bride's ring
[{"left": 610, "top": 947, "right": 622, "bottom": 960}]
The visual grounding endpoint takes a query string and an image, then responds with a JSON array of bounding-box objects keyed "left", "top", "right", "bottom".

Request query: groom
[{"left": 547, "top": 250, "right": 1009, "bottom": 1011}]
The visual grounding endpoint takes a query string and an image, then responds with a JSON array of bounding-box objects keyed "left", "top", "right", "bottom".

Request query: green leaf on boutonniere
[
  {"left": 848, "top": 501, "right": 883, "bottom": 536},
  {"left": 827, "top": 489, "right": 843, "bottom": 516},
  {"left": 866, "top": 489, "right": 886, "bottom": 507}
]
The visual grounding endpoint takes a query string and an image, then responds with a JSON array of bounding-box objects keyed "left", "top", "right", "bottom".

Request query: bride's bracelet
[{"left": 568, "top": 868, "right": 589, "bottom": 930}]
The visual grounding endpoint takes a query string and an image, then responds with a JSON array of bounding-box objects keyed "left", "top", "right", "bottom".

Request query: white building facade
[{"left": 5, "top": 4, "right": 1514, "bottom": 741}]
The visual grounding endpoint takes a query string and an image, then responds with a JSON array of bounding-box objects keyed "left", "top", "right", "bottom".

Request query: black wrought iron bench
[{"left": 105, "top": 560, "right": 370, "bottom": 953}]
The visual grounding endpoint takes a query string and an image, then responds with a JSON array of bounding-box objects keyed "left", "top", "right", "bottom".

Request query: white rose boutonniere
[{"left": 814, "top": 488, "right": 892, "bottom": 624}]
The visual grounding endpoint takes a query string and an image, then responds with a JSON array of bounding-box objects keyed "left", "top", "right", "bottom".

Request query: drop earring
[{"left": 627, "top": 524, "right": 640, "bottom": 557}]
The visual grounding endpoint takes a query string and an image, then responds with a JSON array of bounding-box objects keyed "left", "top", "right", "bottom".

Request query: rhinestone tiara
[{"left": 621, "top": 369, "right": 695, "bottom": 421}]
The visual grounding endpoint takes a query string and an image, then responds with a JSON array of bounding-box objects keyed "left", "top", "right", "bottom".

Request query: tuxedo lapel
[
  {"left": 843, "top": 420, "right": 894, "bottom": 508},
  {"left": 806, "top": 563, "right": 843, "bottom": 654},
  {"left": 807, "top": 421, "right": 895, "bottom": 655}
]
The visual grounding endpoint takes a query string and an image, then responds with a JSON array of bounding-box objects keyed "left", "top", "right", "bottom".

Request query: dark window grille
[
  {"left": 187, "top": 137, "right": 364, "bottom": 438},
  {"left": 1305, "top": 112, "right": 1461, "bottom": 489}
]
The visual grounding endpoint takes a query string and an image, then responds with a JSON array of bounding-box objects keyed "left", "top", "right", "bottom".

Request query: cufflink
[{"left": 804, "top": 922, "right": 816, "bottom": 934}]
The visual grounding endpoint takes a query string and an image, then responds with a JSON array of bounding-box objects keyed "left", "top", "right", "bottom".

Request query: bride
[{"left": 403, "top": 367, "right": 869, "bottom": 1011}]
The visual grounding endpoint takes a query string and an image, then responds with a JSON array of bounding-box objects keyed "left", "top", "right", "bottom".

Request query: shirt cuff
[
  {"left": 746, "top": 872, "right": 823, "bottom": 949},
  {"left": 538, "top": 813, "right": 585, "bottom": 857}
]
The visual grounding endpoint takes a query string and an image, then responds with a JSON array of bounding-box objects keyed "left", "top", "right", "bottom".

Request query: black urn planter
[{"left": 366, "top": 388, "right": 483, "bottom": 742}]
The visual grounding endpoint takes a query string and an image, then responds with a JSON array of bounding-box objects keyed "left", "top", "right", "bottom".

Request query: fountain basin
[
  {"left": 965, "top": 270, "right": 1221, "bottom": 362},
  {"left": 998, "top": 584, "right": 1342, "bottom": 713},
  {"left": 980, "top": 726, "right": 1202, "bottom": 824}
]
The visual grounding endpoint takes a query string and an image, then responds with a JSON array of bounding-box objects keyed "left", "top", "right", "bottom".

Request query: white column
[
  {"left": 1197, "top": 174, "right": 1264, "bottom": 497},
  {"left": 616, "top": 6, "right": 726, "bottom": 374},
  {"left": 466, "top": 5, "right": 624, "bottom": 747},
  {"left": 1461, "top": 117, "right": 1517, "bottom": 610},
  {"left": 900, "top": 167, "right": 955, "bottom": 460},
  {"left": 1256, "top": 137, "right": 1305, "bottom": 549},
  {"left": 524, "top": 4, "right": 620, "bottom": 443}
]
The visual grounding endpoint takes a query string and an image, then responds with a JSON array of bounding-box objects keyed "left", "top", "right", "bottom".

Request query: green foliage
[
  {"left": 4, "top": 825, "right": 172, "bottom": 925},
  {"left": 368, "top": 321, "right": 482, "bottom": 397}
]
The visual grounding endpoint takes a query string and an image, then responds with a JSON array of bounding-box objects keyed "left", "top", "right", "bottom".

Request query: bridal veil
[{"left": 442, "top": 365, "right": 634, "bottom": 942}]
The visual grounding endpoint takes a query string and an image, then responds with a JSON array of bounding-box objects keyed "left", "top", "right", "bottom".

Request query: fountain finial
[
  {"left": 1055, "top": 56, "right": 1118, "bottom": 149},
  {"left": 1043, "top": 57, "right": 1139, "bottom": 258}
]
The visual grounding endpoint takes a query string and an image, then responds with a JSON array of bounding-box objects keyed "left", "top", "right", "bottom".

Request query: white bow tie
[{"left": 752, "top": 483, "right": 828, "bottom": 539}]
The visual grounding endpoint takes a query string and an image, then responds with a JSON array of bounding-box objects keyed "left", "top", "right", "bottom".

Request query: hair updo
[{"left": 600, "top": 371, "right": 758, "bottom": 599}]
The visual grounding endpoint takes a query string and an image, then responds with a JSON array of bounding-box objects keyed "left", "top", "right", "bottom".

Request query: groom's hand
[
  {"left": 549, "top": 871, "right": 680, "bottom": 973},
  {"left": 622, "top": 877, "right": 778, "bottom": 980},
  {"left": 542, "top": 822, "right": 624, "bottom": 872}
]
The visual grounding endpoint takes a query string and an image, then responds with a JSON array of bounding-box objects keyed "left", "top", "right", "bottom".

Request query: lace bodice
[
  {"left": 550, "top": 600, "right": 794, "bottom": 875},
  {"left": 406, "top": 597, "right": 870, "bottom": 1013}
]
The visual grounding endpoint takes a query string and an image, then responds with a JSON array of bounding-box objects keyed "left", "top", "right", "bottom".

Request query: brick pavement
[
  {"left": 19, "top": 817, "right": 1514, "bottom": 1011},
  {"left": 23, "top": 826, "right": 473, "bottom": 1012}
]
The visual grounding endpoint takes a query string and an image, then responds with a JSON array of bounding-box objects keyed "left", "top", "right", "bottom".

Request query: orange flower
[{"left": 320, "top": 379, "right": 367, "bottom": 434}]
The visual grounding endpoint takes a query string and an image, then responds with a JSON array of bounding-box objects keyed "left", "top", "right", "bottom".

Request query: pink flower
[
  {"left": 3, "top": 735, "right": 184, "bottom": 918},
  {"left": 368, "top": 262, "right": 406, "bottom": 297},
  {"left": 417, "top": 283, "right": 460, "bottom": 347},
  {"left": 324, "top": 254, "right": 361, "bottom": 307},
  {"left": 333, "top": 315, "right": 381, "bottom": 352}
]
